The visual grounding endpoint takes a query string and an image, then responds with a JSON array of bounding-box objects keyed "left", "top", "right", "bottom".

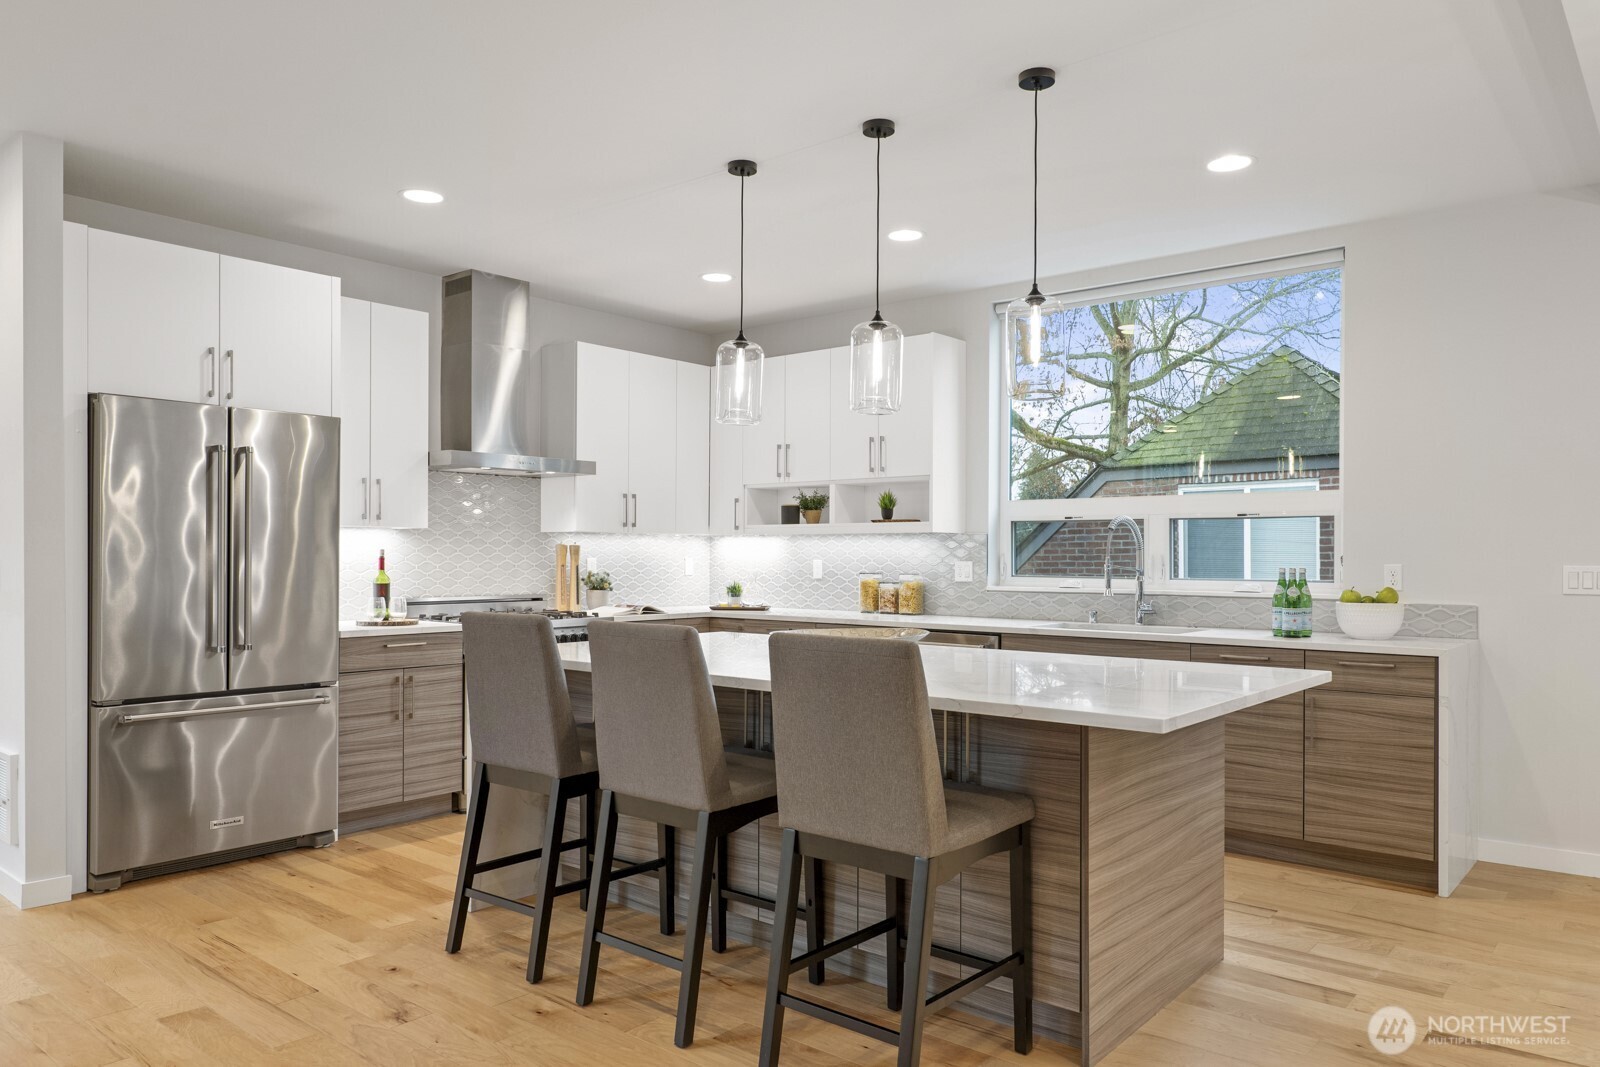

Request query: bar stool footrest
[
  {"left": 784, "top": 917, "right": 897, "bottom": 975},
  {"left": 595, "top": 931, "right": 684, "bottom": 972}
]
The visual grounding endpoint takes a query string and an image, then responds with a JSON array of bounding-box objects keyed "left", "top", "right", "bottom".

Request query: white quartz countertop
[
  {"left": 340, "top": 605, "right": 1472, "bottom": 657},
  {"left": 555, "top": 631, "right": 1330, "bottom": 733}
]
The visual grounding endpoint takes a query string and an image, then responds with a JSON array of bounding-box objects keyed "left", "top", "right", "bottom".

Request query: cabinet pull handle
[
  {"left": 384, "top": 641, "right": 427, "bottom": 648},
  {"left": 775, "top": 443, "right": 781, "bottom": 479},
  {"left": 375, "top": 477, "right": 383, "bottom": 522},
  {"left": 733, "top": 496, "right": 740, "bottom": 530},
  {"left": 360, "top": 476, "right": 368, "bottom": 521},
  {"left": 630, "top": 492, "right": 638, "bottom": 528},
  {"left": 621, "top": 492, "right": 628, "bottom": 528},
  {"left": 1218, "top": 653, "right": 1271, "bottom": 662},
  {"left": 1335, "top": 660, "right": 1396, "bottom": 669},
  {"left": 868, "top": 436, "right": 875, "bottom": 473},
  {"left": 784, "top": 443, "right": 791, "bottom": 478},
  {"left": 205, "top": 346, "right": 217, "bottom": 398},
  {"left": 225, "top": 349, "right": 235, "bottom": 401},
  {"left": 879, "top": 434, "right": 887, "bottom": 472}
]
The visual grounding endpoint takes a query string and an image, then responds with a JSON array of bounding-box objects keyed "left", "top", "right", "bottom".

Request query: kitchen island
[{"left": 554, "top": 632, "right": 1328, "bottom": 1065}]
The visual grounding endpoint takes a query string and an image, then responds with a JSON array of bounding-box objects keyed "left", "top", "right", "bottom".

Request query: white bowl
[{"left": 1334, "top": 601, "right": 1405, "bottom": 640}]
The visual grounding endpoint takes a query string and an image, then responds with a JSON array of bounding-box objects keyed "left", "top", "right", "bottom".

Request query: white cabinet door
[
  {"left": 709, "top": 373, "right": 745, "bottom": 534},
  {"left": 570, "top": 343, "right": 632, "bottom": 533},
  {"left": 782, "top": 349, "right": 832, "bottom": 484},
  {"left": 368, "top": 302, "right": 431, "bottom": 528},
  {"left": 338, "top": 298, "right": 373, "bottom": 527},
  {"left": 742, "top": 355, "right": 785, "bottom": 486},
  {"left": 86, "top": 228, "right": 220, "bottom": 404},
  {"left": 675, "top": 363, "right": 710, "bottom": 534},
  {"left": 878, "top": 335, "right": 935, "bottom": 478},
  {"left": 627, "top": 352, "right": 679, "bottom": 534},
  {"left": 828, "top": 345, "right": 879, "bottom": 480},
  {"left": 220, "top": 255, "right": 336, "bottom": 415}
]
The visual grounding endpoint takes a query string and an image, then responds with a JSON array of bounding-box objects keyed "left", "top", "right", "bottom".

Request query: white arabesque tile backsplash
[{"left": 340, "top": 474, "right": 1477, "bottom": 639}]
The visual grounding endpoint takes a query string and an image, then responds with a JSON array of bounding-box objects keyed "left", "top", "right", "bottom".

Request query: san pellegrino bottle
[
  {"left": 1272, "top": 568, "right": 1288, "bottom": 637},
  {"left": 373, "top": 549, "right": 391, "bottom": 620},
  {"left": 1296, "top": 567, "right": 1312, "bottom": 637}
]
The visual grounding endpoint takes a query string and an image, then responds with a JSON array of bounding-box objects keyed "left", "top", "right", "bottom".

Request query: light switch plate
[
  {"left": 1563, "top": 565, "right": 1600, "bottom": 594},
  {"left": 1383, "top": 564, "right": 1403, "bottom": 590},
  {"left": 812, "top": 559, "right": 824, "bottom": 579},
  {"left": 588, "top": 557, "right": 599, "bottom": 575},
  {"left": 954, "top": 561, "right": 974, "bottom": 583}
]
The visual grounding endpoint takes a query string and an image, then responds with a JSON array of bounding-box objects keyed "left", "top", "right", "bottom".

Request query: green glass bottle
[
  {"left": 1296, "top": 567, "right": 1313, "bottom": 637},
  {"left": 1272, "top": 567, "right": 1288, "bottom": 637}
]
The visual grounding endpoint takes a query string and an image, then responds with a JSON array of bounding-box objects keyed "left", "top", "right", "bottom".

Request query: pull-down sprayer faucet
[{"left": 1104, "top": 516, "right": 1157, "bottom": 625}]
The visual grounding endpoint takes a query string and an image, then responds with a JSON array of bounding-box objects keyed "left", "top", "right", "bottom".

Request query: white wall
[{"left": 748, "top": 188, "right": 1600, "bottom": 875}]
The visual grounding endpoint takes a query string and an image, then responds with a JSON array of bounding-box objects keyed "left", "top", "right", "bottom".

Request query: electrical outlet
[
  {"left": 1563, "top": 565, "right": 1600, "bottom": 594},
  {"left": 812, "top": 559, "right": 824, "bottom": 579},
  {"left": 1383, "top": 564, "right": 1402, "bottom": 590},
  {"left": 954, "top": 560, "right": 974, "bottom": 583},
  {"left": 588, "top": 557, "right": 599, "bottom": 575},
  {"left": 684, "top": 556, "right": 695, "bottom": 576}
]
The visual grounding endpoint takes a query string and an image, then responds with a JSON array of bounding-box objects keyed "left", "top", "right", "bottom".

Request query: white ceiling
[{"left": 3, "top": 0, "right": 1598, "bottom": 332}]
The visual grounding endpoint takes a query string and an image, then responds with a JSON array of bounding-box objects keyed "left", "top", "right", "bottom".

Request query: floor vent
[{"left": 0, "top": 752, "right": 16, "bottom": 845}]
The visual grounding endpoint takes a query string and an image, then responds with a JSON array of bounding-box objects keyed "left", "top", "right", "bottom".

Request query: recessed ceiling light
[
  {"left": 1276, "top": 393, "right": 1302, "bottom": 401},
  {"left": 702, "top": 272, "right": 733, "bottom": 283},
  {"left": 401, "top": 189, "right": 444, "bottom": 204},
  {"left": 1205, "top": 154, "right": 1253, "bottom": 173},
  {"left": 887, "top": 229, "right": 923, "bottom": 242}
]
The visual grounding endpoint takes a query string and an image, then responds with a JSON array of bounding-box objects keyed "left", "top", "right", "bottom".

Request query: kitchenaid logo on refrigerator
[
  {"left": 210, "top": 816, "right": 245, "bottom": 830},
  {"left": 1367, "top": 1006, "right": 1571, "bottom": 1054}
]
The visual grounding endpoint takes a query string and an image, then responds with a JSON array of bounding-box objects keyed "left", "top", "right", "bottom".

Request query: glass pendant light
[
  {"left": 714, "top": 159, "right": 765, "bottom": 424},
  {"left": 1005, "top": 68, "right": 1068, "bottom": 402},
  {"left": 849, "top": 119, "right": 903, "bottom": 415}
]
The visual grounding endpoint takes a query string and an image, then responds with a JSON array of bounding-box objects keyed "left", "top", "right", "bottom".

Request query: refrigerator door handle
[
  {"left": 207, "top": 444, "right": 227, "bottom": 653},
  {"left": 117, "top": 694, "right": 330, "bottom": 726},
  {"left": 234, "top": 445, "right": 255, "bottom": 651}
]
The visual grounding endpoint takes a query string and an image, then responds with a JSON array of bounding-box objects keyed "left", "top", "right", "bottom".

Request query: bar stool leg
[
  {"left": 445, "top": 762, "right": 490, "bottom": 954},
  {"left": 884, "top": 875, "right": 905, "bottom": 1011},
  {"left": 712, "top": 834, "right": 730, "bottom": 953},
  {"left": 673, "top": 811, "right": 717, "bottom": 1048},
  {"left": 576, "top": 790, "right": 619, "bottom": 1007},
  {"left": 658, "top": 823, "right": 678, "bottom": 935},
  {"left": 1010, "top": 825, "right": 1034, "bottom": 1054},
  {"left": 896, "top": 858, "right": 937, "bottom": 1067},
  {"left": 758, "top": 828, "right": 803, "bottom": 1067},
  {"left": 578, "top": 789, "right": 595, "bottom": 911},
  {"left": 525, "top": 786, "right": 569, "bottom": 984},
  {"left": 804, "top": 856, "right": 825, "bottom": 985}
]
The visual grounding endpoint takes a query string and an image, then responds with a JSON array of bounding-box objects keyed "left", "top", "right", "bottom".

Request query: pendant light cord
[
  {"left": 874, "top": 133, "right": 883, "bottom": 321},
  {"left": 1031, "top": 84, "right": 1040, "bottom": 292},
  {"left": 737, "top": 173, "right": 746, "bottom": 340}
]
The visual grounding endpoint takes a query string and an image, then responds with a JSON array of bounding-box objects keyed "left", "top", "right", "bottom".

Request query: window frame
[{"left": 989, "top": 250, "right": 1345, "bottom": 598}]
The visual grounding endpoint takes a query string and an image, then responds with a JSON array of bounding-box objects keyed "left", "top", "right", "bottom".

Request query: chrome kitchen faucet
[{"left": 1104, "top": 516, "right": 1157, "bottom": 625}]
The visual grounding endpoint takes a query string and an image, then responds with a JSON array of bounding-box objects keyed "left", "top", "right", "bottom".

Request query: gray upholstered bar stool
[
  {"left": 762, "top": 631, "right": 1035, "bottom": 1067},
  {"left": 446, "top": 613, "right": 673, "bottom": 985},
  {"left": 578, "top": 621, "right": 823, "bottom": 1049}
]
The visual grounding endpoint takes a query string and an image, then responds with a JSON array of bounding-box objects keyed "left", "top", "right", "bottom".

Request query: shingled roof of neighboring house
[{"left": 1068, "top": 346, "right": 1339, "bottom": 497}]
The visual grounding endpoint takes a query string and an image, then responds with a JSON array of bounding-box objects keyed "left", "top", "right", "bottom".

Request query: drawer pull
[
  {"left": 1218, "top": 653, "right": 1271, "bottom": 662},
  {"left": 384, "top": 641, "right": 428, "bottom": 648},
  {"left": 1335, "top": 659, "right": 1395, "bottom": 669}
]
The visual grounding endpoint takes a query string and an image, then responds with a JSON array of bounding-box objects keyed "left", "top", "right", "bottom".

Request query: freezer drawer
[{"left": 89, "top": 687, "right": 338, "bottom": 881}]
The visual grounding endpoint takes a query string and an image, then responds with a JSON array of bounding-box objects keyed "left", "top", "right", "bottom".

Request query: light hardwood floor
[{"left": 0, "top": 816, "right": 1595, "bottom": 1065}]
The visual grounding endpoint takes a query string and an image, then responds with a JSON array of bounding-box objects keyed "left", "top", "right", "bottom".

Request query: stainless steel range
[{"left": 408, "top": 595, "right": 595, "bottom": 643}]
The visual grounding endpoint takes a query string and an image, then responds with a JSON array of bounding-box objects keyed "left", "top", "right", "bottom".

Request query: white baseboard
[
  {"left": 0, "top": 868, "right": 73, "bottom": 910},
  {"left": 1477, "top": 838, "right": 1600, "bottom": 879}
]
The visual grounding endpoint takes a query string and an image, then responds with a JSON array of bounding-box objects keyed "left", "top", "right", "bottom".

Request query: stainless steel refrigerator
[{"left": 88, "top": 393, "right": 341, "bottom": 891}]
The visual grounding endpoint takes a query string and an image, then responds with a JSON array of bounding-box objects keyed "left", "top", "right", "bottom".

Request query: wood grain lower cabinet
[
  {"left": 999, "top": 633, "right": 1193, "bottom": 661},
  {"left": 1221, "top": 697, "right": 1304, "bottom": 839},
  {"left": 1304, "top": 689, "right": 1435, "bottom": 860},
  {"left": 402, "top": 664, "right": 466, "bottom": 800},
  {"left": 337, "top": 669, "right": 405, "bottom": 812}
]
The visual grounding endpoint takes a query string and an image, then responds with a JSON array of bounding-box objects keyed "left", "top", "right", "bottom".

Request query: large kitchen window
[{"left": 994, "top": 251, "right": 1343, "bottom": 594}]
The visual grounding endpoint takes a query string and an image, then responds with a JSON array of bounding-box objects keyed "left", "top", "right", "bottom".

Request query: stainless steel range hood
[{"left": 430, "top": 270, "right": 595, "bottom": 477}]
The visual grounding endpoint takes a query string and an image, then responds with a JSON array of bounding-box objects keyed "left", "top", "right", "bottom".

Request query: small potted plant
[
  {"left": 877, "top": 489, "right": 898, "bottom": 521},
  {"left": 795, "top": 489, "right": 829, "bottom": 524},
  {"left": 583, "top": 569, "right": 613, "bottom": 609},
  {"left": 725, "top": 580, "right": 744, "bottom": 607}
]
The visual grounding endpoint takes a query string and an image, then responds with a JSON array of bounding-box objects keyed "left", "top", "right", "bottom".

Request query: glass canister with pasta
[
  {"left": 857, "top": 571, "right": 882, "bottom": 613},
  {"left": 897, "top": 573, "right": 925, "bottom": 615}
]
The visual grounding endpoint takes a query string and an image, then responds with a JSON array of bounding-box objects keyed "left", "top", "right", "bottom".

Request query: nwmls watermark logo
[{"left": 1367, "top": 1006, "right": 1572, "bottom": 1054}]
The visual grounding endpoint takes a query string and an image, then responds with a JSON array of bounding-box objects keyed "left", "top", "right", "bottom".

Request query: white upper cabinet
[
  {"left": 742, "top": 355, "right": 786, "bottom": 486},
  {"left": 829, "top": 345, "right": 881, "bottom": 480},
  {"left": 220, "top": 255, "right": 338, "bottom": 415},
  {"left": 87, "top": 227, "right": 221, "bottom": 404},
  {"left": 675, "top": 363, "right": 711, "bottom": 535},
  {"left": 541, "top": 341, "right": 708, "bottom": 535},
  {"left": 708, "top": 371, "right": 745, "bottom": 534},
  {"left": 875, "top": 334, "right": 950, "bottom": 479},
  {"left": 83, "top": 227, "right": 339, "bottom": 415},
  {"left": 340, "top": 298, "right": 431, "bottom": 529},
  {"left": 782, "top": 349, "right": 831, "bottom": 484}
]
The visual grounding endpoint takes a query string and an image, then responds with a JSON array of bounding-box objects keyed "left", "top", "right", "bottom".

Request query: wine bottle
[
  {"left": 373, "top": 549, "right": 391, "bottom": 620},
  {"left": 1272, "top": 567, "right": 1287, "bottom": 637}
]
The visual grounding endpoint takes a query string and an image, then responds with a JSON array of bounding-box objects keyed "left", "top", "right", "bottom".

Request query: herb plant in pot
[
  {"left": 795, "top": 489, "right": 828, "bottom": 524},
  {"left": 877, "top": 489, "right": 897, "bottom": 521},
  {"left": 725, "top": 580, "right": 744, "bottom": 607},
  {"left": 583, "top": 569, "right": 613, "bottom": 609}
]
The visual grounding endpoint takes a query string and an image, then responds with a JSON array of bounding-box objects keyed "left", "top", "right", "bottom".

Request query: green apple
[
  {"left": 1339, "top": 588, "right": 1362, "bottom": 603},
  {"left": 1375, "top": 587, "right": 1400, "bottom": 604}
]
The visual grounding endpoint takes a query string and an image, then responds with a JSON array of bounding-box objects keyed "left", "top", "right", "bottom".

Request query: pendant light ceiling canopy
[
  {"left": 1006, "top": 67, "right": 1068, "bottom": 403},
  {"left": 714, "top": 158, "right": 765, "bottom": 425},
  {"left": 848, "top": 118, "right": 904, "bottom": 416}
]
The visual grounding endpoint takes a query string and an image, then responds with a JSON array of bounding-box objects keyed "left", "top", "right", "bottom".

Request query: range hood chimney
[{"left": 430, "top": 270, "right": 595, "bottom": 477}]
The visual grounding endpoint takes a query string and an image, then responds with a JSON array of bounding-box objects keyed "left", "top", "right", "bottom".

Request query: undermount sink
[{"left": 1043, "top": 621, "right": 1201, "bottom": 636}]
